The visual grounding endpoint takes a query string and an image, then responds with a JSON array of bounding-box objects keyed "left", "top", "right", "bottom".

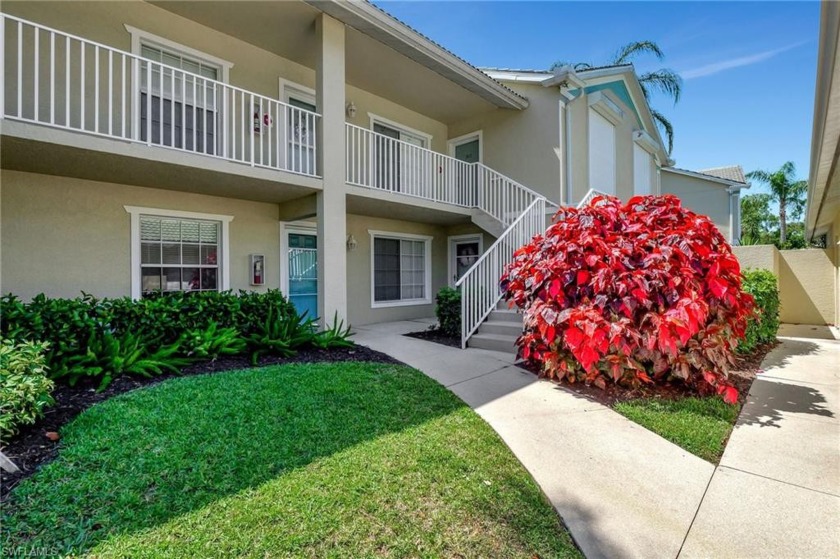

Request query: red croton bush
[{"left": 501, "top": 194, "right": 754, "bottom": 404}]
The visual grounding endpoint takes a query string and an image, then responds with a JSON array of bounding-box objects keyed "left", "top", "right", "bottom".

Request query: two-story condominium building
[{"left": 0, "top": 0, "right": 745, "bottom": 348}]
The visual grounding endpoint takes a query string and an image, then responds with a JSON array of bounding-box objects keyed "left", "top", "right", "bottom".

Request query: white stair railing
[
  {"left": 577, "top": 188, "right": 612, "bottom": 208},
  {"left": 1, "top": 14, "right": 321, "bottom": 177},
  {"left": 455, "top": 197, "right": 546, "bottom": 348}
]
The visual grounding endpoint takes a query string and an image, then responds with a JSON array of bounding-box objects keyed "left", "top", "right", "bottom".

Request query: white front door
[{"left": 449, "top": 235, "right": 483, "bottom": 286}]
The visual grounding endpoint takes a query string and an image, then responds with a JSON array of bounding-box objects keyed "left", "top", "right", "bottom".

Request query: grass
[
  {"left": 613, "top": 396, "right": 741, "bottom": 463},
  {"left": 2, "top": 362, "right": 580, "bottom": 558}
]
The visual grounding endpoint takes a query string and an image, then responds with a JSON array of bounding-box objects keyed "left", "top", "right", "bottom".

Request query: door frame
[
  {"left": 279, "top": 221, "right": 318, "bottom": 309},
  {"left": 447, "top": 234, "right": 484, "bottom": 287},
  {"left": 447, "top": 130, "right": 483, "bottom": 163}
]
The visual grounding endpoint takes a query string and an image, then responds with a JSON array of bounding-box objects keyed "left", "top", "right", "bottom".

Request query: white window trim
[
  {"left": 124, "top": 24, "right": 233, "bottom": 83},
  {"left": 279, "top": 78, "right": 316, "bottom": 107},
  {"left": 447, "top": 234, "right": 483, "bottom": 287},
  {"left": 124, "top": 206, "right": 233, "bottom": 300},
  {"left": 368, "top": 230, "right": 433, "bottom": 308},
  {"left": 447, "top": 130, "right": 483, "bottom": 162},
  {"left": 368, "top": 113, "right": 433, "bottom": 146}
]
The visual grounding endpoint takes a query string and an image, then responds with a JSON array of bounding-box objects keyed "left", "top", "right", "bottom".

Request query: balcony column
[{"left": 315, "top": 13, "right": 347, "bottom": 326}]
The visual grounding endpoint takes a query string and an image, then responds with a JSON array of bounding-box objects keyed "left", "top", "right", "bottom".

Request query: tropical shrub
[
  {"left": 435, "top": 287, "right": 461, "bottom": 338},
  {"left": 0, "top": 290, "right": 352, "bottom": 389},
  {"left": 0, "top": 339, "right": 54, "bottom": 442},
  {"left": 738, "top": 269, "right": 780, "bottom": 353},
  {"left": 501, "top": 194, "right": 754, "bottom": 403}
]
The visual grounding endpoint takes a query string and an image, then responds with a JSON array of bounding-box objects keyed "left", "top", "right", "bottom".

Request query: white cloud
[{"left": 681, "top": 42, "right": 807, "bottom": 79}]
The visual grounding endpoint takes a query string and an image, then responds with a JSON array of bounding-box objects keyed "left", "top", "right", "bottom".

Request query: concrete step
[
  {"left": 479, "top": 320, "right": 523, "bottom": 337},
  {"left": 488, "top": 309, "right": 523, "bottom": 324},
  {"left": 468, "top": 332, "right": 518, "bottom": 353}
]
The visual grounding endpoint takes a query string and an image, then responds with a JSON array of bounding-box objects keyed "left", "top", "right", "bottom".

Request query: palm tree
[
  {"left": 745, "top": 162, "right": 808, "bottom": 246},
  {"left": 553, "top": 41, "right": 683, "bottom": 153}
]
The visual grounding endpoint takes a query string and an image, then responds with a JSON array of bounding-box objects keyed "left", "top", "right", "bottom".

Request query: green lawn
[
  {"left": 613, "top": 396, "right": 741, "bottom": 463},
  {"left": 2, "top": 362, "right": 580, "bottom": 558}
]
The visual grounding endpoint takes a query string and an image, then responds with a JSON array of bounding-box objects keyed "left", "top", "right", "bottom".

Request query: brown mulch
[
  {"left": 517, "top": 341, "right": 779, "bottom": 407},
  {"left": 404, "top": 328, "right": 461, "bottom": 348},
  {"left": 0, "top": 345, "right": 401, "bottom": 500}
]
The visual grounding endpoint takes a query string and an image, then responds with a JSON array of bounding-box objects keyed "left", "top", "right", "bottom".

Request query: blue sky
[{"left": 375, "top": 1, "right": 820, "bottom": 184}]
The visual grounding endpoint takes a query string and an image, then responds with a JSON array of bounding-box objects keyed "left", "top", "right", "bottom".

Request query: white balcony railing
[
  {"left": 1, "top": 14, "right": 320, "bottom": 177},
  {"left": 346, "top": 123, "right": 544, "bottom": 226},
  {"left": 346, "top": 123, "right": 477, "bottom": 207}
]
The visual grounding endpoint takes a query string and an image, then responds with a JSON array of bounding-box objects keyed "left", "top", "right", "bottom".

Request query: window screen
[
  {"left": 373, "top": 237, "right": 427, "bottom": 303},
  {"left": 140, "top": 216, "right": 220, "bottom": 295}
]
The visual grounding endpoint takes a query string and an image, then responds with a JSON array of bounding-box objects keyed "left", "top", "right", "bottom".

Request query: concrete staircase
[{"left": 466, "top": 303, "right": 523, "bottom": 353}]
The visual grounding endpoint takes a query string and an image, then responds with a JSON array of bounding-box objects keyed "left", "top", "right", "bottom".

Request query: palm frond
[
  {"left": 638, "top": 69, "right": 683, "bottom": 104},
  {"left": 745, "top": 169, "right": 772, "bottom": 183},
  {"left": 612, "top": 41, "right": 664, "bottom": 65},
  {"left": 650, "top": 108, "right": 674, "bottom": 154}
]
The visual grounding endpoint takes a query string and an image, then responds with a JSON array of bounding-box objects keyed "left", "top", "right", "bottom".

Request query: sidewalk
[
  {"left": 354, "top": 319, "right": 715, "bottom": 559},
  {"left": 679, "top": 328, "right": 840, "bottom": 558}
]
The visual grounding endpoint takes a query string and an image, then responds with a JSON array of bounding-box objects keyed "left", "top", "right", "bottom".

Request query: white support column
[{"left": 315, "top": 14, "right": 347, "bottom": 326}]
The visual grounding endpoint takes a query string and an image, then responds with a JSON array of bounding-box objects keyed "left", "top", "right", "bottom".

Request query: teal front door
[{"left": 288, "top": 233, "right": 318, "bottom": 320}]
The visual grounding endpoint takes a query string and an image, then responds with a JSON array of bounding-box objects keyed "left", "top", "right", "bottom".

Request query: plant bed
[
  {"left": 1, "top": 344, "right": 399, "bottom": 499},
  {"left": 2, "top": 362, "right": 580, "bottom": 558},
  {"left": 517, "top": 340, "right": 777, "bottom": 462},
  {"left": 404, "top": 327, "right": 461, "bottom": 348}
]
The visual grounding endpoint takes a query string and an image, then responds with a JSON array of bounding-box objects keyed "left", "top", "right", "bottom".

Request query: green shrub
[
  {"left": 738, "top": 269, "right": 780, "bottom": 353},
  {"left": 0, "top": 339, "right": 55, "bottom": 442},
  {"left": 0, "top": 290, "right": 351, "bottom": 388},
  {"left": 435, "top": 287, "right": 461, "bottom": 338}
]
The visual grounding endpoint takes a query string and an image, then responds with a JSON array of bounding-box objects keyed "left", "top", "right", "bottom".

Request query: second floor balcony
[
  {"left": 1, "top": 11, "right": 540, "bottom": 220},
  {"left": 2, "top": 14, "right": 320, "bottom": 181}
]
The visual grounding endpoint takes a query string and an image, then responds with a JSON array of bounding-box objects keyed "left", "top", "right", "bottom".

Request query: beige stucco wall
[
  {"left": 1, "top": 170, "right": 282, "bottom": 300},
  {"left": 733, "top": 245, "right": 779, "bottom": 275},
  {"left": 733, "top": 244, "right": 837, "bottom": 325},
  {"left": 452, "top": 80, "right": 658, "bottom": 207},
  {"left": 778, "top": 249, "right": 836, "bottom": 325},
  {"left": 449, "top": 82, "right": 562, "bottom": 204},
  {"left": 661, "top": 170, "right": 732, "bottom": 241}
]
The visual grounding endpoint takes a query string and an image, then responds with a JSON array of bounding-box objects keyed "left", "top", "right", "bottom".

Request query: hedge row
[{"left": 0, "top": 290, "right": 352, "bottom": 391}]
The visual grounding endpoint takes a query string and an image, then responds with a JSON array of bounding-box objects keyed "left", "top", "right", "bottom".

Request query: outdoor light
[
  {"left": 346, "top": 234, "right": 357, "bottom": 251},
  {"left": 345, "top": 101, "right": 357, "bottom": 118}
]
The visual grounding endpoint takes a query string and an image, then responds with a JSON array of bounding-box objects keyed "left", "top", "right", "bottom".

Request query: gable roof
[
  {"left": 662, "top": 166, "right": 749, "bottom": 188},
  {"left": 698, "top": 166, "right": 748, "bottom": 184},
  {"left": 481, "top": 66, "right": 666, "bottom": 160}
]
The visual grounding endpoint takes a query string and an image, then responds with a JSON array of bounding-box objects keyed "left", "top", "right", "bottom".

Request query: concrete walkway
[
  {"left": 680, "top": 327, "right": 840, "bottom": 558},
  {"left": 354, "top": 319, "right": 715, "bottom": 559},
  {"left": 356, "top": 320, "right": 840, "bottom": 558}
]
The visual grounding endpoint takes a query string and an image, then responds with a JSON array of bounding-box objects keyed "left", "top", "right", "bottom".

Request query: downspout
[
  {"left": 727, "top": 186, "right": 742, "bottom": 245},
  {"left": 565, "top": 97, "right": 574, "bottom": 206}
]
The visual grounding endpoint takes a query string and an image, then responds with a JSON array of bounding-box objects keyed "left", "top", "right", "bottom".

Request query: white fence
[{"left": 1, "top": 14, "right": 321, "bottom": 177}]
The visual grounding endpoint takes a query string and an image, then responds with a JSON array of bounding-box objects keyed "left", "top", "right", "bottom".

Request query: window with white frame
[
  {"left": 125, "top": 206, "right": 232, "bottom": 299},
  {"left": 127, "top": 26, "right": 230, "bottom": 155},
  {"left": 371, "top": 233, "right": 431, "bottom": 305},
  {"left": 280, "top": 81, "right": 317, "bottom": 175}
]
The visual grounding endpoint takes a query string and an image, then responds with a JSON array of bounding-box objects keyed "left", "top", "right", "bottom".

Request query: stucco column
[{"left": 315, "top": 14, "right": 347, "bottom": 326}]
